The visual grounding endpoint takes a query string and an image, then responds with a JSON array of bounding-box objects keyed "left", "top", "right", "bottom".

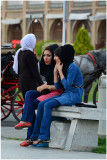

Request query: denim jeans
[
  {"left": 30, "top": 97, "right": 60, "bottom": 141},
  {"left": 22, "top": 90, "right": 41, "bottom": 123},
  {"left": 21, "top": 90, "right": 41, "bottom": 140}
]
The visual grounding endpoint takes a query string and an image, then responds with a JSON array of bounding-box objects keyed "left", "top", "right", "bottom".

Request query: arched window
[
  {"left": 97, "top": 20, "right": 106, "bottom": 49},
  {"left": 53, "top": 20, "right": 62, "bottom": 42},
  {"left": 7, "top": 24, "right": 22, "bottom": 43},
  {"left": 29, "top": 21, "right": 43, "bottom": 41},
  {"left": 73, "top": 20, "right": 90, "bottom": 41}
]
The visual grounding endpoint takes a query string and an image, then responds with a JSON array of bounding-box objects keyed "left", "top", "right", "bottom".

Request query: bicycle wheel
[
  {"left": 93, "top": 83, "right": 98, "bottom": 105},
  {"left": 1, "top": 88, "right": 12, "bottom": 120},
  {"left": 12, "top": 90, "right": 24, "bottom": 122}
]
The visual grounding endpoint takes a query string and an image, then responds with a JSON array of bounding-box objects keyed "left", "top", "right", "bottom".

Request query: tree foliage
[
  {"left": 73, "top": 27, "right": 94, "bottom": 55},
  {"left": 35, "top": 40, "right": 59, "bottom": 57}
]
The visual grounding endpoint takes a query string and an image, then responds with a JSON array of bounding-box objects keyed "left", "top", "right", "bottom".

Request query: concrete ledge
[
  {"left": 52, "top": 106, "right": 106, "bottom": 120},
  {"left": 50, "top": 106, "right": 106, "bottom": 151},
  {"left": 50, "top": 120, "right": 98, "bottom": 152}
]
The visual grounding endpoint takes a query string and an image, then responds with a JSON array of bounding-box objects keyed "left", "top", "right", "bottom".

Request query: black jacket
[{"left": 18, "top": 50, "right": 43, "bottom": 99}]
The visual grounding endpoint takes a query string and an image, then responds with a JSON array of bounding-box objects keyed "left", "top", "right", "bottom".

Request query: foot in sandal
[
  {"left": 14, "top": 121, "right": 32, "bottom": 129},
  {"left": 33, "top": 139, "right": 50, "bottom": 147},
  {"left": 20, "top": 138, "right": 34, "bottom": 146}
]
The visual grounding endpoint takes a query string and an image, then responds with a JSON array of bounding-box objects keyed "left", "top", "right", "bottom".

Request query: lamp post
[{"left": 62, "top": 1, "right": 69, "bottom": 45}]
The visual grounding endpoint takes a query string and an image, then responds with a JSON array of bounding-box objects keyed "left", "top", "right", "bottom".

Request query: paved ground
[
  {"left": 1, "top": 114, "right": 106, "bottom": 159},
  {"left": 1, "top": 136, "right": 106, "bottom": 159}
]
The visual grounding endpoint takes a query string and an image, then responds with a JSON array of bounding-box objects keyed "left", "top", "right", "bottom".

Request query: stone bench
[{"left": 49, "top": 106, "right": 106, "bottom": 151}]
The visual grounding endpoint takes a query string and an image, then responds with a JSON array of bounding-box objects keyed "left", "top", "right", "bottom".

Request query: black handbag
[{"left": 41, "top": 89, "right": 51, "bottom": 95}]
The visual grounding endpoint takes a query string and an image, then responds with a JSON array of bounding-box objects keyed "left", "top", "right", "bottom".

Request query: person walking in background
[
  {"left": 13, "top": 33, "right": 43, "bottom": 99},
  {"left": 14, "top": 44, "right": 63, "bottom": 146}
]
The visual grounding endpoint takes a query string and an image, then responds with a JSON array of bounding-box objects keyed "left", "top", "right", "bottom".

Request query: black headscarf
[
  {"left": 54, "top": 44, "right": 75, "bottom": 78},
  {"left": 40, "top": 44, "right": 59, "bottom": 85}
]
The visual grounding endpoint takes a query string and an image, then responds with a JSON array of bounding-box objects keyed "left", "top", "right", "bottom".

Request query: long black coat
[{"left": 18, "top": 50, "right": 43, "bottom": 99}]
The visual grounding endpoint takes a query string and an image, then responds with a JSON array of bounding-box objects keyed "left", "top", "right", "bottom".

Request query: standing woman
[
  {"left": 13, "top": 34, "right": 43, "bottom": 99},
  {"left": 31, "top": 44, "right": 84, "bottom": 147}
]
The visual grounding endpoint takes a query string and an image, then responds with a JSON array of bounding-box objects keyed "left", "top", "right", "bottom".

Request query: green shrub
[
  {"left": 42, "top": 40, "right": 60, "bottom": 53},
  {"left": 35, "top": 41, "right": 44, "bottom": 56},
  {"left": 73, "top": 27, "right": 94, "bottom": 55},
  {"left": 35, "top": 40, "right": 60, "bottom": 57}
]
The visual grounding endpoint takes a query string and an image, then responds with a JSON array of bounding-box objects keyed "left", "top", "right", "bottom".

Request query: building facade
[{"left": 1, "top": 1, "right": 106, "bottom": 49}]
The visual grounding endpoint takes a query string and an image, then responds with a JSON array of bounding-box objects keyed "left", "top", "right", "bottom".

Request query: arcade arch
[
  {"left": 72, "top": 20, "right": 91, "bottom": 42},
  {"left": 50, "top": 19, "right": 62, "bottom": 42},
  {"left": 28, "top": 20, "right": 44, "bottom": 41},
  {"left": 7, "top": 24, "right": 22, "bottom": 43},
  {"left": 97, "top": 20, "right": 106, "bottom": 49}
]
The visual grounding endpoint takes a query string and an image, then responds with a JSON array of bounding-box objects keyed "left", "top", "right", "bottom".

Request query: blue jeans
[
  {"left": 21, "top": 90, "right": 41, "bottom": 140},
  {"left": 22, "top": 90, "right": 41, "bottom": 123},
  {"left": 30, "top": 98, "right": 60, "bottom": 141}
]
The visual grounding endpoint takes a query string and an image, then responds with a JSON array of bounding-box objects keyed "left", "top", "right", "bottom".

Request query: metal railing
[
  {"left": 7, "top": 5, "right": 23, "bottom": 10},
  {"left": 97, "top": 1, "right": 106, "bottom": 6},
  {"left": 73, "top": 2, "right": 92, "bottom": 8},
  {"left": 28, "top": 4, "right": 44, "bottom": 9},
  {"left": 50, "top": 3, "right": 63, "bottom": 8}
]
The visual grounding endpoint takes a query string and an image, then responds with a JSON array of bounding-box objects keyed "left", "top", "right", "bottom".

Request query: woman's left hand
[
  {"left": 37, "top": 83, "right": 48, "bottom": 92},
  {"left": 56, "top": 63, "right": 63, "bottom": 73},
  {"left": 56, "top": 63, "right": 64, "bottom": 80}
]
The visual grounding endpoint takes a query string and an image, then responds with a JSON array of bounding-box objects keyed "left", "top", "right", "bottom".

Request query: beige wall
[{"left": 1, "top": 1, "right": 106, "bottom": 49}]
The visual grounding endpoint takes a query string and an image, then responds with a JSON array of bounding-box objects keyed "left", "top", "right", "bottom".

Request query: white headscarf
[{"left": 13, "top": 33, "right": 36, "bottom": 74}]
